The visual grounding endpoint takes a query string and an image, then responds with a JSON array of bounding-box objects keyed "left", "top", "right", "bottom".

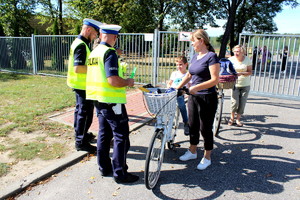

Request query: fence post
[
  {"left": 152, "top": 29, "right": 159, "bottom": 86},
  {"left": 189, "top": 41, "right": 194, "bottom": 62},
  {"left": 31, "top": 34, "right": 37, "bottom": 74}
]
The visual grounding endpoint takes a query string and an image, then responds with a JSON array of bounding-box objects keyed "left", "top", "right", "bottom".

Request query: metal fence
[
  {"left": 0, "top": 37, "right": 33, "bottom": 74},
  {"left": 34, "top": 35, "right": 76, "bottom": 76},
  {"left": 0, "top": 32, "right": 193, "bottom": 85},
  {"left": 116, "top": 33, "right": 154, "bottom": 84},
  {"left": 240, "top": 33, "right": 300, "bottom": 99},
  {"left": 117, "top": 31, "right": 193, "bottom": 85},
  {"left": 1, "top": 32, "right": 300, "bottom": 100}
]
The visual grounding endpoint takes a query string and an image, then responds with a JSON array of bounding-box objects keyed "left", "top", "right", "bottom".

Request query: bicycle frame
[
  {"left": 155, "top": 112, "right": 176, "bottom": 142},
  {"left": 144, "top": 103, "right": 179, "bottom": 189},
  {"left": 213, "top": 88, "right": 224, "bottom": 136},
  {"left": 143, "top": 87, "right": 186, "bottom": 189}
]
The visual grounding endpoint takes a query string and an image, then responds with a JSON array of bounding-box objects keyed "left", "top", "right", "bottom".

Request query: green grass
[
  {"left": 39, "top": 143, "right": 66, "bottom": 160},
  {"left": 0, "top": 163, "right": 10, "bottom": 177},
  {"left": 0, "top": 124, "right": 18, "bottom": 136},
  {"left": 0, "top": 72, "right": 74, "bottom": 136},
  {"left": 10, "top": 142, "right": 47, "bottom": 160},
  {"left": 0, "top": 144, "right": 6, "bottom": 151},
  {"left": 0, "top": 72, "right": 75, "bottom": 165},
  {"left": 9, "top": 141, "right": 66, "bottom": 160}
]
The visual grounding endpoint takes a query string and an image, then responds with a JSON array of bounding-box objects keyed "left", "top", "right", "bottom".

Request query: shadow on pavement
[{"left": 147, "top": 142, "right": 299, "bottom": 200}]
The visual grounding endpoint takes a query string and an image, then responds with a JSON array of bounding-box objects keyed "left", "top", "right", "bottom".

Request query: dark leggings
[{"left": 188, "top": 92, "right": 217, "bottom": 150}]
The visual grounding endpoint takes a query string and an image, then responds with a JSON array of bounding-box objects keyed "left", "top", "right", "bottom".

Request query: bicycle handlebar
[
  {"left": 177, "top": 86, "right": 190, "bottom": 96},
  {"left": 139, "top": 84, "right": 190, "bottom": 96}
]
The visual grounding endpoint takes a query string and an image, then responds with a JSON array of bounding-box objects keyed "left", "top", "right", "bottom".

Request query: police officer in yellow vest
[
  {"left": 86, "top": 24, "right": 139, "bottom": 183},
  {"left": 67, "top": 19, "right": 102, "bottom": 153}
]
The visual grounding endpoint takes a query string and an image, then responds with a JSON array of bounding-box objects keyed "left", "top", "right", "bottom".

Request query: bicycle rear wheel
[
  {"left": 167, "top": 107, "right": 180, "bottom": 150},
  {"left": 213, "top": 89, "right": 224, "bottom": 136},
  {"left": 144, "top": 129, "right": 165, "bottom": 189}
]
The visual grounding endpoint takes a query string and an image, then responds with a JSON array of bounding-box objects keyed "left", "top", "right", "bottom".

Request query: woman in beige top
[{"left": 228, "top": 45, "right": 252, "bottom": 127}]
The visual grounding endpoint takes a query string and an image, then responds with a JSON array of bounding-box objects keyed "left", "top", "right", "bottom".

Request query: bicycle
[
  {"left": 213, "top": 76, "right": 237, "bottom": 137},
  {"left": 213, "top": 87, "right": 224, "bottom": 137},
  {"left": 141, "top": 86, "right": 188, "bottom": 189},
  {"left": 213, "top": 58, "right": 237, "bottom": 137}
]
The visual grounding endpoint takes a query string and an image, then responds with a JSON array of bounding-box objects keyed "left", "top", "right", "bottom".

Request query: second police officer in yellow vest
[{"left": 86, "top": 24, "right": 139, "bottom": 183}]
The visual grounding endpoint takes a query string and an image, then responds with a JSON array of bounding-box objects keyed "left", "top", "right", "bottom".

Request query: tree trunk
[
  {"left": 0, "top": 23, "right": 11, "bottom": 69},
  {"left": 58, "top": 0, "right": 63, "bottom": 34},
  {"left": 219, "top": 0, "right": 240, "bottom": 58},
  {"left": 12, "top": 1, "right": 20, "bottom": 37},
  {"left": 219, "top": 13, "right": 235, "bottom": 58},
  {"left": 0, "top": 23, "right": 5, "bottom": 36}
]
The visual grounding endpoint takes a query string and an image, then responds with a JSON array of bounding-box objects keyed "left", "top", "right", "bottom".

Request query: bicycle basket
[
  {"left": 217, "top": 75, "right": 236, "bottom": 89},
  {"left": 143, "top": 88, "right": 177, "bottom": 116}
]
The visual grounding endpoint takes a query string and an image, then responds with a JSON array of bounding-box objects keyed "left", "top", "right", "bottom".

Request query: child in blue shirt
[{"left": 167, "top": 56, "right": 191, "bottom": 135}]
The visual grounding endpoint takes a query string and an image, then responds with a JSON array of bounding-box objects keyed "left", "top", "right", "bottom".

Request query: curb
[{"left": 0, "top": 151, "right": 87, "bottom": 200}]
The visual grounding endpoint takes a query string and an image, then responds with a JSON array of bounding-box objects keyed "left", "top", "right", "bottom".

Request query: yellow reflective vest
[
  {"left": 86, "top": 44, "right": 126, "bottom": 104},
  {"left": 67, "top": 38, "right": 90, "bottom": 90}
]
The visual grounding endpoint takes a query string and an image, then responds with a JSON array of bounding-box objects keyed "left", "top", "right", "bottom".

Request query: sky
[{"left": 205, "top": 4, "right": 300, "bottom": 37}]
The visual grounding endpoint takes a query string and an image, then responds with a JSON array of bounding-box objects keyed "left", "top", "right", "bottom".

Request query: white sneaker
[
  {"left": 179, "top": 150, "right": 197, "bottom": 161},
  {"left": 197, "top": 157, "right": 211, "bottom": 170}
]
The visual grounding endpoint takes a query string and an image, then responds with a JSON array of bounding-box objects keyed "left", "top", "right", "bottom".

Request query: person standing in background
[
  {"left": 228, "top": 45, "right": 252, "bottom": 127},
  {"left": 67, "top": 19, "right": 102, "bottom": 153},
  {"left": 260, "top": 46, "right": 271, "bottom": 71},
  {"left": 280, "top": 46, "right": 289, "bottom": 72},
  {"left": 252, "top": 46, "right": 258, "bottom": 70},
  {"left": 175, "top": 29, "right": 220, "bottom": 170}
]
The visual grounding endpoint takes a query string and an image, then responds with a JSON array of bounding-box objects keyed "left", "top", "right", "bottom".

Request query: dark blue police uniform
[
  {"left": 73, "top": 35, "right": 94, "bottom": 148},
  {"left": 94, "top": 42, "right": 130, "bottom": 179}
]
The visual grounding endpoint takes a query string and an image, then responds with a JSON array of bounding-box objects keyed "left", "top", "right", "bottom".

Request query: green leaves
[{"left": 0, "top": 0, "right": 36, "bottom": 36}]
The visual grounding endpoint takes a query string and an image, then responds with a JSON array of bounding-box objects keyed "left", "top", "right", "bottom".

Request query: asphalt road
[{"left": 13, "top": 94, "right": 300, "bottom": 200}]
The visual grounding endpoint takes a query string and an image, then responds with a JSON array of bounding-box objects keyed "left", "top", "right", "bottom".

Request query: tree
[
  {"left": 121, "top": 0, "right": 156, "bottom": 33},
  {"left": 214, "top": 0, "right": 243, "bottom": 58},
  {"left": 0, "top": 0, "right": 36, "bottom": 36},
  {"left": 65, "top": 0, "right": 207, "bottom": 32},
  {"left": 0, "top": 0, "right": 37, "bottom": 70},
  {"left": 149, "top": 0, "right": 176, "bottom": 30},
  {"left": 215, "top": 0, "right": 299, "bottom": 58},
  {"left": 0, "top": 22, "right": 5, "bottom": 36},
  {"left": 0, "top": 22, "right": 11, "bottom": 69},
  {"left": 58, "top": 0, "right": 63, "bottom": 34},
  {"left": 169, "top": 0, "right": 217, "bottom": 31},
  {"left": 37, "top": 0, "right": 64, "bottom": 35},
  {"left": 64, "top": 0, "right": 156, "bottom": 33}
]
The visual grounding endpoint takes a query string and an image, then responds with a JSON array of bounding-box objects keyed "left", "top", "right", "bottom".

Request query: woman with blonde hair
[
  {"left": 175, "top": 29, "right": 220, "bottom": 170},
  {"left": 228, "top": 45, "right": 252, "bottom": 127}
]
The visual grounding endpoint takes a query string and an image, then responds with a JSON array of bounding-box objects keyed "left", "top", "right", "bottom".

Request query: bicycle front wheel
[
  {"left": 213, "top": 89, "right": 224, "bottom": 136},
  {"left": 144, "top": 129, "right": 165, "bottom": 189}
]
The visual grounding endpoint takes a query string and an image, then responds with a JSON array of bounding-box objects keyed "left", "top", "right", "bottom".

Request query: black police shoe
[
  {"left": 75, "top": 143, "right": 97, "bottom": 154},
  {"left": 100, "top": 168, "right": 113, "bottom": 177},
  {"left": 86, "top": 132, "right": 96, "bottom": 143},
  {"left": 114, "top": 173, "right": 139, "bottom": 184}
]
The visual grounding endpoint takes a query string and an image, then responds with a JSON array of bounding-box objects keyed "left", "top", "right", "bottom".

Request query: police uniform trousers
[
  {"left": 73, "top": 89, "right": 94, "bottom": 145},
  {"left": 95, "top": 102, "right": 130, "bottom": 179}
]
